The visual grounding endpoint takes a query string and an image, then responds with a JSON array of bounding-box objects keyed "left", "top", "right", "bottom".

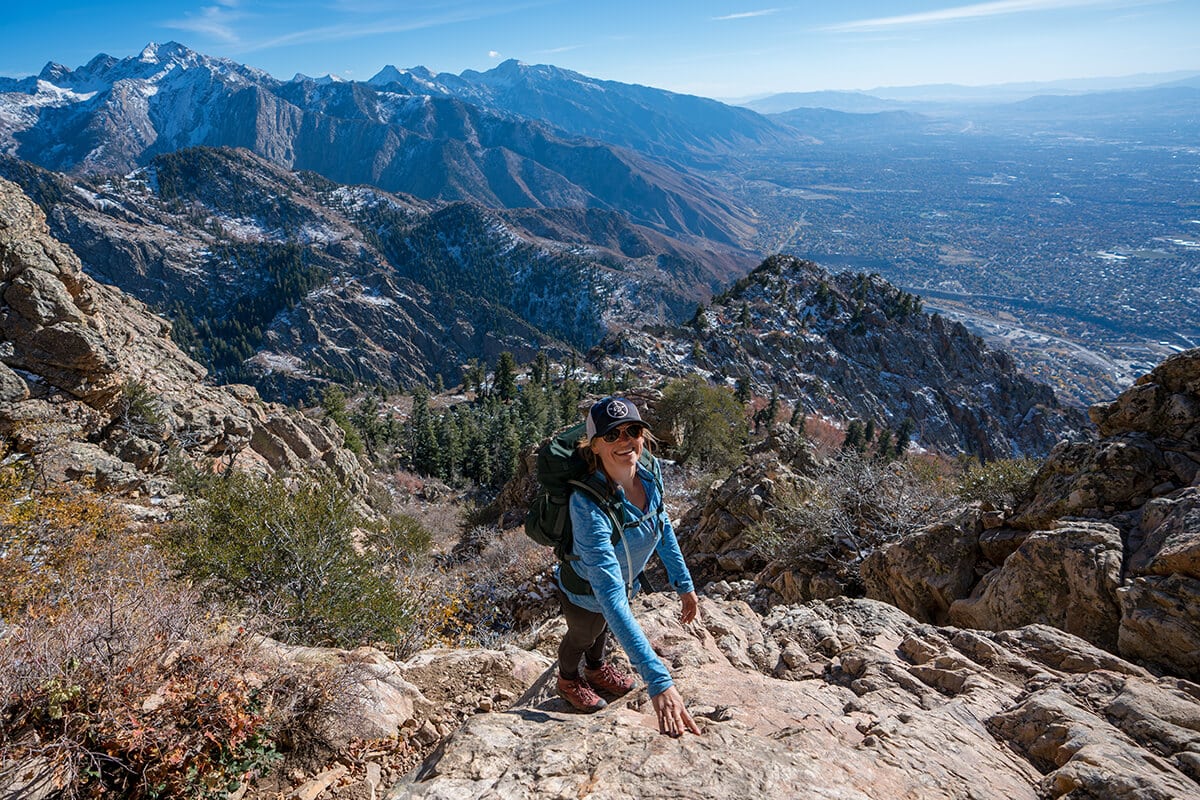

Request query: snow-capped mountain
[
  {"left": 367, "top": 58, "right": 797, "bottom": 162},
  {"left": 0, "top": 42, "right": 757, "bottom": 246}
]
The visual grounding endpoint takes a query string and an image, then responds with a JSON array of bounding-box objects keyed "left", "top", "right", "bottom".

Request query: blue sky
[{"left": 4, "top": 1, "right": 1198, "bottom": 98}]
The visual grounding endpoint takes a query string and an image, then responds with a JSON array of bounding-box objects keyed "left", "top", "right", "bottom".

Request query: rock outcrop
[
  {"left": 0, "top": 176, "right": 366, "bottom": 491},
  {"left": 389, "top": 593, "right": 1200, "bottom": 799},
  {"left": 864, "top": 350, "right": 1200, "bottom": 679}
]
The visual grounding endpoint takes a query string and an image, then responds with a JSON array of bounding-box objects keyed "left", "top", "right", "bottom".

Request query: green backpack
[{"left": 524, "top": 421, "right": 662, "bottom": 595}]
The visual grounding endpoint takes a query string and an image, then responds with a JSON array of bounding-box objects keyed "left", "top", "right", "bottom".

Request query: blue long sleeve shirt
[{"left": 555, "top": 461, "right": 695, "bottom": 697}]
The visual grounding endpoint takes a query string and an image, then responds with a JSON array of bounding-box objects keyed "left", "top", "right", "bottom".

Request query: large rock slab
[{"left": 389, "top": 594, "right": 1199, "bottom": 799}]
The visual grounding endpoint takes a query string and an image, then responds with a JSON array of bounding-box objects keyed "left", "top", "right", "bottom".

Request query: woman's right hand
[{"left": 651, "top": 686, "right": 702, "bottom": 737}]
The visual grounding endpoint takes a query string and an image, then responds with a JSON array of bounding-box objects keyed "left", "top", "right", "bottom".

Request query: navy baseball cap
[{"left": 586, "top": 397, "right": 647, "bottom": 439}]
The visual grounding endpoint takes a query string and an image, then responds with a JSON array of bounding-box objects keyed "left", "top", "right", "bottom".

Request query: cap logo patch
[{"left": 607, "top": 400, "right": 630, "bottom": 419}]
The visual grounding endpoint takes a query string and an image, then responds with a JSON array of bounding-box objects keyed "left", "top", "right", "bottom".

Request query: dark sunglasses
[{"left": 601, "top": 425, "right": 645, "bottom": 443}]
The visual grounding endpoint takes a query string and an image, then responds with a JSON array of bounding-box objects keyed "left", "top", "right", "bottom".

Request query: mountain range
[
  {"left": 4, "top": 40, "right": 1194, "bottom": 446},
  {"left": 0, "top": 42, "right": 769, "bottom": 247}
]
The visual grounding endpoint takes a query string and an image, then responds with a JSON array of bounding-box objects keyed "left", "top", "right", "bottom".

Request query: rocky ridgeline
[
  {"left": 0, "top": 176, "right": 365, "bottom": 492},
  {"left": 387, "top": 593, "right": 1200, "bottom": 799},
  {"left": 600, "top": 254, "right": 1088, "bottom": 459}
]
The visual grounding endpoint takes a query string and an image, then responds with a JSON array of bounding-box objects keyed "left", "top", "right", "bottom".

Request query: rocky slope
[
  {"left": 0, "top": 43, "right": 756, "bottom": 246},
  {"left": 388, "top": 593, "right": 1200, "bottom": 799},
  {"left": 862, "top": 349, "right": 1200, "bottom": 678},
  {"left": 0, "top": 175, "right": 364, "bottom": 491},
  {"left": 599, "top": 254, "right": 1088, "bottom": 458},
  {"left": 679, "top": 348, "right": 1200, "bottom": 683},
  {"left": 0, "top": 149, "right": 754, "bottom": 399}
]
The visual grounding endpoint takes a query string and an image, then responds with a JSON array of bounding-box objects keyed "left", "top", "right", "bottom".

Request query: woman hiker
[{"left": 555, "top": 396, "right": 702, "bottom": 737}]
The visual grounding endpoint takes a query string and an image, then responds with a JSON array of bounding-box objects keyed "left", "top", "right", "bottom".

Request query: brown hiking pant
[{"left": 557, "top": 589, "right": 608, "bottom": 676}]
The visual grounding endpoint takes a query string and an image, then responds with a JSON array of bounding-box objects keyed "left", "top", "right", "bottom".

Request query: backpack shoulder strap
[{"left": 567, "top": 476, "right": 624, "bottom": 548}]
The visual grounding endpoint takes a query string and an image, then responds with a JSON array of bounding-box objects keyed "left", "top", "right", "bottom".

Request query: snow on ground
[{"left": 248, "top": 351, "right": 307, "bottom": 375}]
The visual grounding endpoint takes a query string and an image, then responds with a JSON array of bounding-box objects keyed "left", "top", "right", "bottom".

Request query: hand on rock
[{"left": 651, "top": 686, "right": 702, "bottom": 737}]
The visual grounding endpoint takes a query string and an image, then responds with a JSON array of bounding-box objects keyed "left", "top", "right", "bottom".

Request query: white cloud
[
  {"left": 489, "top": 50, "right": 502, "bottom": 59},
  {"left": 712, "top": 8, "right": 779, "bottom": 21},
  {"left": 162, "top": 3, "right": 244, "bottom": 43},
  {"left": 824, "top": 0, "right": 1145, "bottom": 32}
]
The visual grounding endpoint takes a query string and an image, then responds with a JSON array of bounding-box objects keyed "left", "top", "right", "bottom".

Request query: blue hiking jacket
[{"left": 556, "top": 461, "right": 695, "bottom": 697}]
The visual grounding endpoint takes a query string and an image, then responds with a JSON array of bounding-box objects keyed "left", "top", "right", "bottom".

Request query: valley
[{"left": 734, "top": 129, "right": 1200, "bottom": 404}]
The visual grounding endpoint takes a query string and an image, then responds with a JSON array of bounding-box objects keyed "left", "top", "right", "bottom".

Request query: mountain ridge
[{"left": 0, "top": 42, "right": 759, "bottom": 247}]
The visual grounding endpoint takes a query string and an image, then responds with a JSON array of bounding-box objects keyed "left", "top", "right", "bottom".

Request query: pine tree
[
  {"left": 407, "top": 385, "right": 437, "bottom": 474},
  {"left": 494, "top": 351, "right": 518, "bottom": 402},
  {"left": 735, "top": 378, "right": 752, "bottom": 405},
  {"left": 842, "top": 420, "right": 864, "bottom": 452}
]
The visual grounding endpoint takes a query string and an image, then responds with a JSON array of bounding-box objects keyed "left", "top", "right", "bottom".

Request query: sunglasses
[{"left": 601, "top": 425, "right": 645, "bottom": 443}]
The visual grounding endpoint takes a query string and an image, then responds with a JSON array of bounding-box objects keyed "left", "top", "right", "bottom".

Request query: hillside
[
  {"left": 0, "top": 175, "right": 364, "bottom": 491},
  {"left": 0, "top": 148, "right": 754, "bottom": 399},
  {"left": 598, "top": 254, "right": 1088, "bottom": 457}
]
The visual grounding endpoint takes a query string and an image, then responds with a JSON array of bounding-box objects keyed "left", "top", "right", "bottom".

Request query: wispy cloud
[
  {"left": 162, "top": 1, "right": 245, "bottom": 43},
  {"left": 239, "top": 6, "right": 502, "bottom": 52},
  {"left": 712, "top": 8, "right": 779, "bottom": 21},
  {"left": 488, "top": 50, "right": 502, "bottom": 59},
  {"left": 537, "top": 44, "right": 583, "bottom": 55},
  {"left": 824, "top": 0, "right": 1140, "bottom": 33},
  {"left": 203, "top": 1, "right": 551, "bottom": 54}
]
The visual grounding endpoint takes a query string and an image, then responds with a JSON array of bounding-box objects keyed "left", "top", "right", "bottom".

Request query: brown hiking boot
[
  {"left": 557, "top": 674, "right": 607, "bottom": 712},
  {"left": 584, "top": 663, "right": 635, "bottom": 697}
]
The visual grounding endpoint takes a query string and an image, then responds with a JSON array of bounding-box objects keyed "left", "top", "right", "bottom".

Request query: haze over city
[{"left": 5, "top": 0, "right": 1199, "bottom": 98}]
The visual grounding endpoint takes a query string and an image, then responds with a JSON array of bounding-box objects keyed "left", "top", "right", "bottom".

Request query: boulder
[
  {"left": 862, "top": 506, "right": 983, "bottom": 624},
  {"left": 1128, "top": 488, "right": 1200, "bottom": 579},
  {"left": 1118, "top": 574, "right": 1200, "bottom": 679},
  {"left": 949, "top": 521, "right": 1124, "bottom": 651}
]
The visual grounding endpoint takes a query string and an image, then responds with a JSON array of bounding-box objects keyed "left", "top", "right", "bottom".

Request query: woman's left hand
[{"left": 680, "top": 591, "right": 699, "bottom": 624}]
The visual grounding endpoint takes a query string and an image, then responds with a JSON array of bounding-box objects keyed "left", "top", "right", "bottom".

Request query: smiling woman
[{"left": 553, "top": 396, "right": 702, "bottom": 737}]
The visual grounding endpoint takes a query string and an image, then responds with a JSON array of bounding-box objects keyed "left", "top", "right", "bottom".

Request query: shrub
[
  {"left": 168, "top": 467, "right": 416, "bottom": 649},
  {"left": 747, "top": 450, "right": 955, "bottom": 586},
  {"left": 0, "top": 470, "right": 297, "bottom": 798},
  {"left": 954, "top": 456, "right": 1041, "bottom": 510}
]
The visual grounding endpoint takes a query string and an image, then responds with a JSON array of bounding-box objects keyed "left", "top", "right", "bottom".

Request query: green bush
[
  {"left": 954, "top": 456, "right": 1040, "bottom": 510},
  {"left": 169, "top": 468, "right": 414, "bottom": 649},
  {"left": 656, "top": 375, "right": 747, "bottom": 470}
]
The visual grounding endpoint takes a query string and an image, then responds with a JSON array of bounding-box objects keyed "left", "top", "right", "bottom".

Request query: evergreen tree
[
  {"left": 896, "top": 418, "right": 916, "bottom": 455},
  {"left": 735, "top": 378, "right": 752, "bottom": 405},
  {"left": 494, "top": 351, "right": 518, "bottom": 402},
  {"left": 407, "top": 385, "right": 437, "bottom": 474},
  {"left": 873, "top": 430, "right": 894, "bottom": 461},
  {"left": 531, "top": 352, "right": 550, "bottom": 386},
  {"left": 842, "top": 420, "right": 864, "bottom": 452}
]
